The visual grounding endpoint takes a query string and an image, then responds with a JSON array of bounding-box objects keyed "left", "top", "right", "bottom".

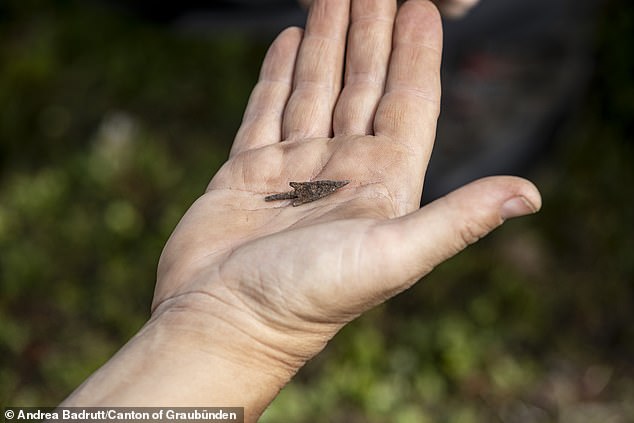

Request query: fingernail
[{"left": 500, "top": 196, "right": 538, "bottom": 220}]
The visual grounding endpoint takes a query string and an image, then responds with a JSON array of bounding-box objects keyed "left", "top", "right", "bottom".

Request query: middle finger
[
  {"left": 282, "top": 0, "right": 350, "bottom": 141},
  {"left": 333, "top": 0, "right": 397, "bottom": 136}
]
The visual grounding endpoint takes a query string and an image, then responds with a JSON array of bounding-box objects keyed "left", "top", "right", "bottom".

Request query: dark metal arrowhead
[{"left": 264, "top": 180, "right": 350, "bottom": 206}]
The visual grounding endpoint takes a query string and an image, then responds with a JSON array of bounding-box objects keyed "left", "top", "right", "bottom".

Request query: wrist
[
  {"left": 154, "top": 267, "right": 345, "bottom": 375},
  {"left": 151, "top": 289, "right": 305, "bottom": 379}
]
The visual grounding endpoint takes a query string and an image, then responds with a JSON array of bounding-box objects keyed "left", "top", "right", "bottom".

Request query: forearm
[{"left": 61, "top": 294, "right": 297, "bottom": 422}]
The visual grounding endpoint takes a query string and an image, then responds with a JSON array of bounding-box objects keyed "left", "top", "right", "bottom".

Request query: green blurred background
[{"left": 0, "top": 1, "right": 632, "bottom": 422}]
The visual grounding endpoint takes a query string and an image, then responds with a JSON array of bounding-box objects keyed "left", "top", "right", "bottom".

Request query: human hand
[
  {"left": 63, "top": 0, "right": 538, "bottom": 420},
  {"left": 155, "top": 0, "right": 539, "bottom": 389}
]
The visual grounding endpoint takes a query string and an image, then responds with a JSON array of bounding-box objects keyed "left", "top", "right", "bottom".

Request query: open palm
[{"left": 153, "top": 0, "right": 540, "bottom": 363}]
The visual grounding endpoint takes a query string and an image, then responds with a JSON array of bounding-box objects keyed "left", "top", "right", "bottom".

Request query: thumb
[{"left": 375, "top": 176, "right": 541, "bottom": 292}]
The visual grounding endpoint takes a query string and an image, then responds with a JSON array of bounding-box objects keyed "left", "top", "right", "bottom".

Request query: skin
[{"left": 62, "top": 1, "right": 540, "bottom": 421}]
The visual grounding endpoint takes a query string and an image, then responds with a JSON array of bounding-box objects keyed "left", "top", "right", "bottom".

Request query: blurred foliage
[{"left": 1, "top": 0, "right": 633, "bottom": 422}]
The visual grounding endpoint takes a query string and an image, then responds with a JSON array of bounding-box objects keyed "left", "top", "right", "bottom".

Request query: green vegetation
[{"left": 1, "top": 1, "right": 632, "bottom": 421}]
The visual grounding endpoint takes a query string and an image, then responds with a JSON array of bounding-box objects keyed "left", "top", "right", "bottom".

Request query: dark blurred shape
[
  {"left": 425, "top": 0, "right": 599, "bottom": 201},
  {"left": 103, "top": 0, "right": 307, "bottom": 33}
]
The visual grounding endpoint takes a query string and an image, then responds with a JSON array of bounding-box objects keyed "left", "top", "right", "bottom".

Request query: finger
[
  {"left": 282, "top": 0, "right": 350, "bottom": 140},
  {"left": 230, "top": 27, "right": 303, "bottom": 158},
  {"left": 332, "top": 0, "right": 397, "bottom": 136},
  {"left": 370, "top": 176, "right": 541, "bottom": 298},
  {"left": 433, "top": 0, "right": 480, "bottom": 18},
  {"left": 374, "top": 0, "right": 442, "bottom": 156}
]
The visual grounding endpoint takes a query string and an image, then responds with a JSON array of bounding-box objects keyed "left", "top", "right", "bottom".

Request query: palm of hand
[{"left": 154, "top": 133, "right": 422, "bottom": 323}]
